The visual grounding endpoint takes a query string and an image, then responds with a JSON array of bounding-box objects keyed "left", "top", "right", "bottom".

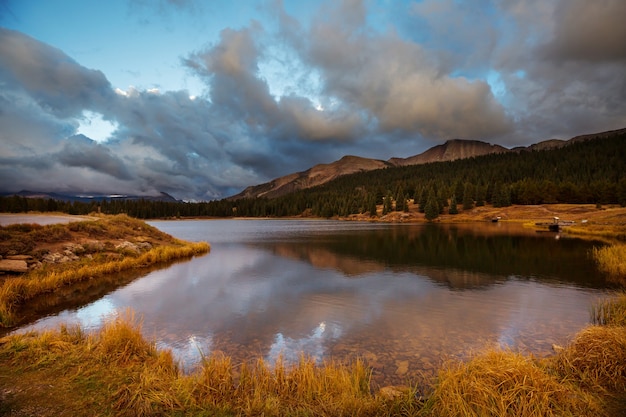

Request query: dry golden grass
[
  {"left": 3, "top": 308, "right": 625, "bottom": 416},
  {"left": 552, "top": 326, "right": 626, "bottom": 393},
  {"left": 591, "top": 292, "right": 626, "bottom": 326},
  {"left": 0, "top": 215, "right": 209, "bottom": 327},
  {"left": 592, "top": 244, "right": 626, "bottom": 284},
  {"left": 422, "top": 349, "right": 605, "bottom": 417},
  {"left": 0, "top": 312, "right": 417, "bottom": 417}
]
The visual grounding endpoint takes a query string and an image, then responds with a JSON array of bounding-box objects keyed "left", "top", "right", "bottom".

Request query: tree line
[{"left": 1, "top": 132, "right": 625, "bottom": 219}]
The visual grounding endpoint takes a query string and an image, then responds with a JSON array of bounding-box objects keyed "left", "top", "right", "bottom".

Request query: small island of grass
[{"left": 0, "top": 214, "right": 209, "bottom": 328}]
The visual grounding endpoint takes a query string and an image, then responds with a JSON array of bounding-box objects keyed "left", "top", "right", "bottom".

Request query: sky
[{"left": 1, "top": 0, "right": 625, "bottom": 200}]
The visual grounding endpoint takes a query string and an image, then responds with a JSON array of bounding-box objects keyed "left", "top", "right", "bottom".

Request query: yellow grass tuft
[
  {"left": 185, "top": 353, "right": 379, "bottom": 415},
  {"left": 591, "top": 292, "right": 626, "bottom": 326},
  {"left": 423, "top": 349, "right": 605, "bottom": 417},
  {"left": 592, "top": 244, "right": 626, "bottom": 284},
  {"left": 552, "top": 325, "right": 626, "bottom": 392},
  {"left": 0, "top": 312, "right": 416, "bottom": 416},
  {"left": 95, "top": 309, "right": 156, "bottom": 365}
]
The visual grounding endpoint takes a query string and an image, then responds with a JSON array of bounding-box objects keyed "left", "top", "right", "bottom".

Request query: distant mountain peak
[
  {"left": 229, "top": 127, "right": 624, "bottom": 200},
  {"left": 389, "top": 139, "right": 508, "bottom": 167}
]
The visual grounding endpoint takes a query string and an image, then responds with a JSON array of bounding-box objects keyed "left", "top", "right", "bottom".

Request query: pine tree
[
  {"left": 449, "top": 195, "right": 459, "bottom": 214},
  {"left": 383, "top": 193, "right": 393, "bottom": 215},
  {"left": 462, "top": 183, "right": 474, "bottom": 210},
  {"left": 424, "top": 191, "right": 439, "bottom": 221},
  {"left": 475, "top": 185, "right": 486, "bottom": 207},
  {"left": 418, "top": 188, "right": 428, "bottom": 213},
  {"left": 368, "top": 195, "right": 378, "bottom": 217}
]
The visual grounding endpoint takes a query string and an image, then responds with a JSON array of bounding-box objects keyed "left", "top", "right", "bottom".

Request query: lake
[{"left": 18, "top": 219, "right": 613, "bottom": 386}]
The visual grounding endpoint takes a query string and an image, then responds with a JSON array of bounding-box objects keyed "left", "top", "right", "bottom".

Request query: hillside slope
[{"left": 230, "top": 127, "right": 626, "bottom": 200}]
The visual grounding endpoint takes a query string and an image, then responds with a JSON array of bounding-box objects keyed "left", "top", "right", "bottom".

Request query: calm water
[{"left": 19, "top": 220, "right": 612, "bottom": 386}]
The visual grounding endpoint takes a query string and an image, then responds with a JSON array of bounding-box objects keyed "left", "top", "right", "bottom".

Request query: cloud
[
  {"left": 541, "top": 0, "right": 626, "bottom": 62},
  {"left": 487, "top": 0, "right": 626, "bottom": 140},
  {"left": 0, "top": 28, "right": 113, "bottom": 118},
  {"left": 57, "top": 135, "right": 133, "bottom": 181},
  {"left": 1, "top": 1, "right": 625, "bottom": 200},
  {"left": 276, "top": 1, "right": 512, "bottom": 141}
]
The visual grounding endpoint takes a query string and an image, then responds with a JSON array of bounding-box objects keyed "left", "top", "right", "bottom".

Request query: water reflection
[{"left": 18, "top": 220, "right": 611, "bottom": 386}]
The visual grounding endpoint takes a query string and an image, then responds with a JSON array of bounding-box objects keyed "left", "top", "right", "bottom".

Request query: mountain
[
  {"left": 388, "top": 139, "right": 508, "bottom": 166},
  {"left": 232, "top": 155, "right": 392, "bottom": 199},
  {"left": 3, "top": 190, "right": 179, "bottom": 203},
  {"left": 229, "top": 127, "right": 626, "bottom": 200}
]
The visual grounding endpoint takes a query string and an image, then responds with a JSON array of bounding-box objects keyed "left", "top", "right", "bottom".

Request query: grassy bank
[
  {"left": 1, "top": 306, "right": 624, "bottom": 416},
  {"left": 0, "top": 214, "right": 209, "bottom": 327},
  {"left": 2, "top": 210, "right": 625, "bottom": 415},
  {"left": 0, "top": 310, "right": 416, "bottom": 416}
]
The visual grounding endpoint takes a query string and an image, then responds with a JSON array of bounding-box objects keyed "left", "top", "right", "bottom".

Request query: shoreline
[
  {"left": 0, "top": 214, "right": 209, "bottom": 328},
  {"left": 1, "top": 208, "right": 625, "bottom": 415}
]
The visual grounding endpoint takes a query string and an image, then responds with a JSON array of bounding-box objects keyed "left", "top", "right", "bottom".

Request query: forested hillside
[{"left": 2, "top": 131, "right": 625, "bottom": 219}]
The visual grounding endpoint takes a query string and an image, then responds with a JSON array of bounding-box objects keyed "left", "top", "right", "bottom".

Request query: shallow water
[{"left": 19, "top": 219, "right": 613, "bottom": 386}]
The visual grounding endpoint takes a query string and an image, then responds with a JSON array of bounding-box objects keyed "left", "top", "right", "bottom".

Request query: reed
[
  {"left": 591, "top": 292, "right": 626, "bottom": 326},
  {"left": 0, "top": 243, "right": 208, "bottom": 327},
  {"left": 592, "top": 244, "right": 626, "bottom": 284},
  {"left": 3, "top": 310, "right": 625, "bottom": 416},
  {"left": 568, "top": 225, "right": 626, "bottom": 241}
]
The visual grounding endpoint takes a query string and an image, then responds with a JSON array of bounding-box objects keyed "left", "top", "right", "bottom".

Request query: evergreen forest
[{"left": 1, "top": 132, "right": 625, "bottom": 219}]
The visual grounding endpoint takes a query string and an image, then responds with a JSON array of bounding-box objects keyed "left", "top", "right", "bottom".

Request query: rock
[
  {"left": 115, "top": 241, "right": 140, "bottom": 254},
  {"left": 136, "top": 241, "right": 152, "bottom": 250},
  {"left": 29, "top": 261, "right": 43, "bottom": 270},
  {"left": 395, "top": 360, "right": 409, "bottom": 375},
  {"left": 551, "top": 343, "right": 564, "bottom": 353},
  {"left": 378, "top": 385, "right": 410, "bottom": 400},
  {"left": 64, "top": 243, "right": 85, "bottom": 255},
  {"left": 0, "top": 259, "right": 28, "bottom": 273},
  {"left": 42, "top": 252, "right": 78, "bottom": 264},
  {"left": 5, "top": 255, "right": 34, "bottom": 261}
]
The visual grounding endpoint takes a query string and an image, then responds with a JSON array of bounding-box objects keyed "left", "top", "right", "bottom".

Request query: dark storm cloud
[
  {"left": 57, "top": 135, "right": 133, "bottom": 181},
  {"left": 541, "top": 0, "right": 626, "bottom": 62},
  {"left": 0, "top": 29, "right": 268, "bottom": 199},
  {"left": 486, "top": 0, "right": 626, "bottom": 141},
  {"left": 0, "top": 28, "right": 113, "bottom": 118},
  {"left": 1, "top": 0, "right": 626, "bottom": 200}
]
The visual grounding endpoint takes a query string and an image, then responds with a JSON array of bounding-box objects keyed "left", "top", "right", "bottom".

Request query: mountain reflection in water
[{"left": 18, "top": 220, "right": 612, "bottom": 386}]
